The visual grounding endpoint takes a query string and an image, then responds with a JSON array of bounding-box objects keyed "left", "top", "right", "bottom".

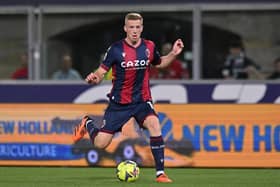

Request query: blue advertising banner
[{"left": 0, "top": 83, "right": 279, "bottom": 103}]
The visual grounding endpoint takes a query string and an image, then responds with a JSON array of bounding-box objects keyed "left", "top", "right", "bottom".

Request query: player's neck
[{"left": 125, "top": 38, "right": 141, "bottom": 48}]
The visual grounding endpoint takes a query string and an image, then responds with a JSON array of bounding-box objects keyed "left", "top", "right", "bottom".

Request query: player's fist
[
  {"left": 85, "top": 72, "right": 100, "bottom": 84},
  {"left": 172, "top": 39, "right": 184, "bottom": 55}
]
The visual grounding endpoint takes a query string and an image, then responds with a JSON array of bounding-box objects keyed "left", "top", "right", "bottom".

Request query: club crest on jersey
[{"left": 145, "top": 49, "right": 150, "bottom": 58}]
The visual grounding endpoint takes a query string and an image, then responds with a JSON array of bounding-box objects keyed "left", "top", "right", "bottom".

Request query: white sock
[{"left": 156, "top": 170, "right": 164, "bottom": 177}]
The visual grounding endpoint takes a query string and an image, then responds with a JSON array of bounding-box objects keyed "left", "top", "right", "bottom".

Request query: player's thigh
[
  {"left": 103, "top": 103, "right": 133, "bottom": 132},
  {"left": 142, "top": 115, "right": 161, "bottom": 137},
  {"left": 94, "top": 132, "right": 114, "bottom": 149}
]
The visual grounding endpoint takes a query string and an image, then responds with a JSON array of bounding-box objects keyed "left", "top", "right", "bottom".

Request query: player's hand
[
  {"left": 85, "top": 72, "right": 100, "bottom": 84},
  {"left": 172, "top": 39, "right": 184, "bottom": 56}
]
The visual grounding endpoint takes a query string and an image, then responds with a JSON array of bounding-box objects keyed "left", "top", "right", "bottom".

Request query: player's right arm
[
  {"left": 85, "top": 66, "right": 107, "bottom": 84},
  {"left": 86, "top": 43, "right": 115, "bottom": 84}
]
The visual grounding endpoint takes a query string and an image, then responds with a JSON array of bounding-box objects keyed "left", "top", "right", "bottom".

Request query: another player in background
[{"left": 72, "top": 12, "right": 184, "bottom": 183}]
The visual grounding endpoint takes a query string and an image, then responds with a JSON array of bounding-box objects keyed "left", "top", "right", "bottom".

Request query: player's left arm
[{"left": 155, "top": 39, "right": 184, "bottom": 69}]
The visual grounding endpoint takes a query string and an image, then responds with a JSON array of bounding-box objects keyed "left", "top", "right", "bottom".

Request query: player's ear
[{"left": 123, "top": 25, "right": 127, "bottom": 32}]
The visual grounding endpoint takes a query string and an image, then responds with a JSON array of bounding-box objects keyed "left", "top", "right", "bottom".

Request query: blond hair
[{"left": 125, "top": 12, "right": 143, "bottom": 24}]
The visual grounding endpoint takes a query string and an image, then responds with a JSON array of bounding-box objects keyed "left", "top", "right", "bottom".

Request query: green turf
[{"left": 0, "top": 167, "right": 279, "bottom": 187}]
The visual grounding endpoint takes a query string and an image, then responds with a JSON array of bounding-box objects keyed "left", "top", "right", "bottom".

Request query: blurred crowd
[{"left": 10, "top": 41, "right": 279, "bottom": 81}]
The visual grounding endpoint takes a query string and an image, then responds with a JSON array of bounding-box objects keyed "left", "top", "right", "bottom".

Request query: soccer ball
[{"left": 116, "top": 160, "right": 140, "bottom": 182}]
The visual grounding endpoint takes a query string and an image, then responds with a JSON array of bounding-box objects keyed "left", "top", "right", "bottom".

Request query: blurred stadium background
[
  {"left": 0, "top": 0, "right": 280, "bottom": 186},
  {"left": 0, "top": 0, "right": 280, "bottom": 80}
]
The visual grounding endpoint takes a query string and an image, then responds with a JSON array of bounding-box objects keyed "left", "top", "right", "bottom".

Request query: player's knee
[{"left": 146, "top": 123, "right": 161, "bottom": 136}]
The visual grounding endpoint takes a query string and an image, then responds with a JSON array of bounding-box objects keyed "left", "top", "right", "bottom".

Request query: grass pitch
[{"left": 0, "top": 167, "right": 279, "bottom": 187}]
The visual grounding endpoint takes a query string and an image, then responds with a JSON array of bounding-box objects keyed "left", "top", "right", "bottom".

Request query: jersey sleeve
[
  {"left": 151, "top": 46, "right": 161, "bottom": 66},
  {"left": 100, "top": 46, "right": 115, "bottom": 71}
]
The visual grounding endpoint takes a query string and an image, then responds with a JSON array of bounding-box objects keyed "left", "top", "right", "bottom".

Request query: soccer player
[{"left": 73, "top": 12, "right": 184, "bottom": 183}]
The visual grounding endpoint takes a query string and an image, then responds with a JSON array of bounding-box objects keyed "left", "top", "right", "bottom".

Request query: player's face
[{"left": 124, "top": 19, "right": 143, "bottom": 45}]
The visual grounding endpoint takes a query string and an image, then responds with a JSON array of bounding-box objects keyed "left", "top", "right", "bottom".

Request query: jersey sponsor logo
[{"left": 120, "top": 59, "right": 150, "bottom": 69}]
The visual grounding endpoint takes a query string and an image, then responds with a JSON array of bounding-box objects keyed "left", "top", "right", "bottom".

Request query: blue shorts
[{"left": 101, "top": 101, "right": 157, "bottom": 134}]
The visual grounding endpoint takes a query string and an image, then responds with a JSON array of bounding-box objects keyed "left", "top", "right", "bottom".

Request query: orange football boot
[
  {"left": 72, "top": 116, "right": 89, "bottom": 143},
  {"left": 156, "top": 173, "right": 173, "bottom": 183}
]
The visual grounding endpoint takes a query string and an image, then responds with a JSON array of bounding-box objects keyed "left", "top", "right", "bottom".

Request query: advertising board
[{"left": 0, "top": 104, "right": 279, "bottom": 167}]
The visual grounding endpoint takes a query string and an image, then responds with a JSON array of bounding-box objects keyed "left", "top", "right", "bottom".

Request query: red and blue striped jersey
[{"left": 100, "top": 39, "right": 161, "bottom": 104}]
